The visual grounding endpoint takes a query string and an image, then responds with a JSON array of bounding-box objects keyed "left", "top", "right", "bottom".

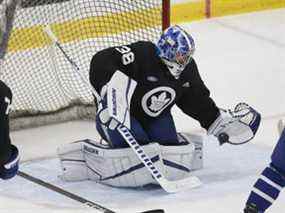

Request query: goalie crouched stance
[
  {"left": 58, "top": 25, "right": 261, "bottom": 188},
  {"left": 0, "top": 80, "right": 19, "bottom": 180}
]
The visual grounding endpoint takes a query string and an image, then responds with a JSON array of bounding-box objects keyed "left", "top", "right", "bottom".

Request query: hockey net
[{"left": 0, "top": 0, "right": 170, "bottom": 129}]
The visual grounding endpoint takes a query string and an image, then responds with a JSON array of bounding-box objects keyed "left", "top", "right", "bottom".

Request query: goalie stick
[
  {"left": 17, "top": 171, "right": 164, "bottom": 213},
  {"left": 43, "top": 25, "right": 202, "bottom": 193}
]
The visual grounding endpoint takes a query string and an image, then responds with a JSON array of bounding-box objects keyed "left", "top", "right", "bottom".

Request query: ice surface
[{"left": 1, "top": 8, "right": 285, "bottom": 213}]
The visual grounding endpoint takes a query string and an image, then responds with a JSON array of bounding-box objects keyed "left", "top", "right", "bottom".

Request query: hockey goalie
[{"left": 57, "top": 25, "right": 261, "bottom": 189}]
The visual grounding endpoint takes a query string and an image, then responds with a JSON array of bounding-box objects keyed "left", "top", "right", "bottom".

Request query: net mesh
[{"left": 0, "top": 0, "right": 166, "bottom": 129}]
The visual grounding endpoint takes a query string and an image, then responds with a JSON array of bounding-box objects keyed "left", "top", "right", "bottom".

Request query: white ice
[{"left": 1, "top": 8, "right": 285, "bottom": 213}]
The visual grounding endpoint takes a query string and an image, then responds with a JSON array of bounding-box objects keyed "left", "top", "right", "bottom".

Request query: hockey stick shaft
[
  {"left": 17, "top": 171, "right": 115, "bottom": 213},
  {"left": 117, "top": 125, "right": 201, "bottom": 193},
  {"left": 43, "top": 25, "right": 201, "bottom": 193},
  {"left": 43, "top": 25, "right": 100, "bottom": 101},
  {"left": 18, "top": 171, "right": 164, "bottom": 213}
]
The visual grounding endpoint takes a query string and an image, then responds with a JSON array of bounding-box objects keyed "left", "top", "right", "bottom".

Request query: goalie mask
[{"left": 157, "top": 25, "right": 195, "bottom": 79}]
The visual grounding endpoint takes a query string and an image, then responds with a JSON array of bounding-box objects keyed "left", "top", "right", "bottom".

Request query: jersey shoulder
[
  {"left": 91, "top": 41, "right": 156, "bottom": 61},
  {"left": 129, "top": 41, "right": 157, "bottom": 56},
  {"left": 130, "top": 40, "right": 156, "bottom": 49},
  {"left": 180, "top": 58, "right": 199, "bottom": 81}
]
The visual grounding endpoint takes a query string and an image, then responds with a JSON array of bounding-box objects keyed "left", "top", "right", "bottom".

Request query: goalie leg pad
[
  {"left": 57, "top": 139, "right": 162, "bottom": 186},
  {"left": 91, "top": 142, "right": 198, "bottom": 187},
  {"left": 178, "top": 132, "right": 203, "bottom": 170},
  {"left": 57, "top": 140, "right": 89, "bottom": 181},
  {"left": 160, "top": 143, "right": 195, "bottom": 181},
  {"left": 58, "top": 139, "right": 200, "bottom": 188},
  {"left": 85, "top": 142, "right": 164, "bottom": 187},
  {"left": 57, "top": 139, "right": 109, "bottom": 182}
]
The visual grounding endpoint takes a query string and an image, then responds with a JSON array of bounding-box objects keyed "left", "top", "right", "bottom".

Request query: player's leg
[
  {"left": 143, "top": 112, "right": 180, "bottom": 146},
  {"left": 244, "top": 129, "right": 285, "bottom": 213},
  {"left": 96, "top": 114, "right": 150, "bottom": 148},
  {"left": 0, "top": 80, "right": 19, "bottom": 180},
  {"left": 143, "top": 112, "right": 203, "bottom": 177},
  {"left": 271, "top": 128, "right": 285, "bottom": 172}
]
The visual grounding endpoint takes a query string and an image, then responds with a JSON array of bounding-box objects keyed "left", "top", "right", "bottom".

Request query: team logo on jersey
[
  {"left": 142, "top": 87, "right": 176, "bottom": 117},
  {"left": 182, "top": 82, "right": 190, "bottom": 88},
  {"left": 147, "top": 76, "right": 158, "bottom": 82}
]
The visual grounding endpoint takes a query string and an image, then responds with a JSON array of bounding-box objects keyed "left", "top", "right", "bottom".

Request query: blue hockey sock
[{"left": 246, "top": 166, "right": 285, "bottom": 212}]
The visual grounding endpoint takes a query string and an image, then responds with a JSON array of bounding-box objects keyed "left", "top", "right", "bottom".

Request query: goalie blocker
[{"left": 57, "top": 133, "right": 203, "bottom": 188}]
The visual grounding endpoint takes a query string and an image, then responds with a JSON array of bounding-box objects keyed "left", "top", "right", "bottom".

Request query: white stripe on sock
[
  {"left": 260, "top": 175, "right": 283, "bottom": 191},
  {"left": 252, "top": 188, "right": 275, "bottom": 204}
]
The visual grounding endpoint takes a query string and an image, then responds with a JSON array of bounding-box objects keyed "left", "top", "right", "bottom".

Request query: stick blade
[{"left": 160, "top": 175, "right": 202, "bottom": 193}]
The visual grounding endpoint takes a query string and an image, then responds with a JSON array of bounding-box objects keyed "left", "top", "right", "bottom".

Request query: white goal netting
[{"left": 0, "top": 0, "right": 169, "bottom": 129}]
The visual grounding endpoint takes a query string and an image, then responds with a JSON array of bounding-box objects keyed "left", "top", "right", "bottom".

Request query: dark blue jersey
[{"left": 90, "top": 41, "right": 219, "bottom": 129}]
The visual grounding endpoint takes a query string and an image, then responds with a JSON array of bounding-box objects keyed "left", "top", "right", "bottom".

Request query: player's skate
[{"left": 244, "top": 203, "right": 262, "bottom": 213}]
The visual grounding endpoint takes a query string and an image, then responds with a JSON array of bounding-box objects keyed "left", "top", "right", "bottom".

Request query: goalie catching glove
[{"left": 208, "top": 103, "right": 261, "bottom": 145}]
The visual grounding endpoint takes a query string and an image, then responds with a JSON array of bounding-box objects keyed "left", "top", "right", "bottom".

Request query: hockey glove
[
  {"left": 208, "top": 103, "right": 261, "bottom": 145},
  {"left": 97, "top": 71, "right": 137, "bottom": 130},
  {"left": 97, "top": 85, "right": 120, "bottom": 130},
  {"left": 0, "top": 144, "right": 19, "bottom": 180}
]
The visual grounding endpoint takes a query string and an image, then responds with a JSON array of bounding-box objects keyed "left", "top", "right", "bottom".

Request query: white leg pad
[
  {"left": 160, "top": 143, "right": 194, "bottom": 181},
  {"left": 178, "top": 132, "right": 204, "bottom": 170},
  {"left": 57, "top": 135, "right": 203, "bottom": 188},
  {"left": 57, "top": 141, "right": 89, "bottom": 181},
  {"left": 86, "top": 142, "right": 163, "bottom": 187}
]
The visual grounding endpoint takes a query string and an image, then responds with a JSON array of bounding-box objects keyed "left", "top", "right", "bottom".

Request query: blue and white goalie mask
[{"left": 157, "top": 25, "right": 195, "bottom": 79}]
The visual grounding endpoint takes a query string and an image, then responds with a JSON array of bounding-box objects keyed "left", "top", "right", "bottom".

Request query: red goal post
[{"left": 0, "top": 0, "right": 170, "bottom": 129}]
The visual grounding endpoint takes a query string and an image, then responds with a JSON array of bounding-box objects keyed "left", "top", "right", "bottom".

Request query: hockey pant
[{"left": 96, "top": 112, "right": 181, "bottom": 148}]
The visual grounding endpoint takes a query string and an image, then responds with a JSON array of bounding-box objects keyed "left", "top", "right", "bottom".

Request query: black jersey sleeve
[
  {"left": 89, "top": 43, "right": 139, "bottom": 95},
  {"left": 176, "top": 60, "right": 220, "bottom": 130},
  {"left": 0, "top": 80, "right": 12, "bottom": 165}
]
